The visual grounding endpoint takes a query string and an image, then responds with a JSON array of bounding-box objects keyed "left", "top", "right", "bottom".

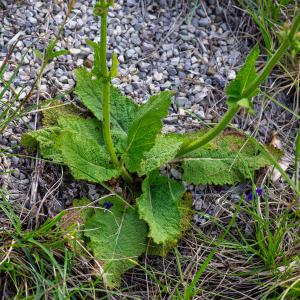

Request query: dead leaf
[
  {"left": 271, "top": 155, "right": 290, "bottom": 182},
  {"left": 270, "top": 131, "right": 282, "bottom": 149}
]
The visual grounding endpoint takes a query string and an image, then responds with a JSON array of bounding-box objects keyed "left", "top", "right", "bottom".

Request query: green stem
[
  {"left": 100, "top": 2, "right": 119, "bottom": 169},
  {"left": 177, "top": 11, "right": 300, "bottom": 157},
  {"left": 99, "top": 1, "right": 133, "bottom": 184},
  {"left": 176, "top": 106, "right": 239, "bottom": 156}
]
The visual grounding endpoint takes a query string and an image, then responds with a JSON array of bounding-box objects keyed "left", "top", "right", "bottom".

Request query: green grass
[
  {"left": 238, "top": 0, "right": 300, "bottom": 99},
  {"left": 237, "top": 0, "right": 298, "bottom": 51},
  {"left": 0, "top": 42, "right": 25, "bottom": 132},
  {"left": 0, "top": 196, "right": 98, "bottom": 299}
]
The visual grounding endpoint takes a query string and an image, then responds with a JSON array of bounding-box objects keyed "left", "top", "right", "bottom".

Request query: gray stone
[
  {"left": 178, "top": 71, "right": 186, "bottom": 79},
  {"left": 170, "top": 168, "right": 181, "bottom": 180},
  {"left": 11, "top": 156, "right": 20, "bottom": 165},
  {"left": 28, "top": 17, "right": 37, "bottom": 24},
  {"left": 131, "top": 33, "right": 140, "bottom": 45},
  {"left": 198, "top": 18, "right": 211, "bottom": 27},
  {"left": 126, "top": 49, "right": 136, "bottom": 58},
  {"left": 69, "top": 48, "right": 81, "bottom": 55},
  {"left": 167, "top": 66, "right": 177, "bottom": 76},
  {"left": 175, "top": 97, "right": 186, "bottom": 106}
]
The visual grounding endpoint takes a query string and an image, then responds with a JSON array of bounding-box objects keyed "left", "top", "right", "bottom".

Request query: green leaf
[
  {"left": 34, "top": 49, "right": 43, "bottom": 61},
  {"left": 237, "top": 98, "right": 254, "bottom": 113},
  {"left": 137, "top": 171, "right": 185, "bottom": 245},
  {"left": 110, "top": 52, "right": 118, "bottom": 77},
  {"left": 22, "top": 104, "right": 127, "bottom": 184},
  {"left": 139, "top": 134, "right": 184, "bottom": 175},
  {"left": 57, "top": 114, "right": 128, "bottom": 153},
  {"left": 181, "top": 133, "right": 281, "bottom": 185},
  {"left": 57, "top": 131, "right": 120, "bottom": 183},
  {"left": 122, "top": 91, "right": 173, "bottom": 172},
  {"left": 47, "top": 49, "right": 69, "bottom": 60},
  {"left": 43, "top": 102, "right": 126, "bottom": 154},
  {"left": 226, "top": 46, "right": 260, "bottom": 107},
  {"left": 21, "top": 127, "right": 63, "bottom": 162},
  {"left": 75, "top": 68, "right": 138, "bottom": 135},
  {"left": 57, "top": 116, "right": 102, "bottom": 142},
  {"left": 147, "top": 192, "right": 193, "bottom": 256},
  {"left": 84, "top": 196, "right": 148, "bottom": 288},
  {"left": 86, "top": 40, "right": 102, "bottom": 78},
  {"left": 109, "top": 86, "right": 140, "bottom": 132}
]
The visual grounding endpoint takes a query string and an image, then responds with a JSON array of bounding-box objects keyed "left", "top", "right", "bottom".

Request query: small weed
[
  {"left": 237, "top": 194, "right": 300, "bottom": 299},
  {"left": 238, "top": 192, "right": 298, "bottom": 269}
]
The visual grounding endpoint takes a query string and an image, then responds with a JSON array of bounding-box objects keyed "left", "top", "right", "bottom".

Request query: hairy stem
[
  {"left": 99, "top": 1, "right": 133, "bottom": 183},
  {"left": 176, "top": 106, "right": 239, "bottom": 157},
  {"left": 100, "top": 1, "right": 119, "bottom": 168},
  {"left": 177, "top": 11, "right": 300, "bottom": 157}
]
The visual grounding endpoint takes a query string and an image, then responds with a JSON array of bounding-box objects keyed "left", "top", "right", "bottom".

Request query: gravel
[{"left": 0, "top": 0, "right": 298, "bottom": 223}]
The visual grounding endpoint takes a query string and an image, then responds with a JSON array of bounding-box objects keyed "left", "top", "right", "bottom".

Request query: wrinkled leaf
[
  {"left": 137, "top": 171, "right": 185, "bottom": 245},
  {"left": 57, "top": 116, "right": 102, "bottom": 142},
  {"left": 57, "top": 131, "right": 120, "bottom": 183},
  {"left": 139, "top": 134, "right": 184, "bottom": 175},
  {"left": 44, "top": 103, "right": 126, "bottom": 154},
  {"left": 21, "top": 127, "right": 63, "bottom": 162},
  {"left": 84, "top": 196, "right": 147, "bottom": 288},
  {"left": 42, "top": 101, "right": 81, "bottom": 126},
  {"left": 181, "top": 133, "right": 282, "bottom": 185},
  {"left": 60, "top": 114, "right": 126, "bottom": 155},
  {"left": 123, "top": 91, "right": 173, "bottom": 172},
  {"left": 75, "top": 68, "right": 138, "bottom": 135},
  {"left": 147, "top": 192, "right": 193, "bottom": 256}
]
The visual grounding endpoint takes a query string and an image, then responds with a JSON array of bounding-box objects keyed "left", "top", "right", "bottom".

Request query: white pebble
[
  {"left": 153, "top": 70, "right": 163, "bottom": 81},
  {"left": 228, "top": 70, "right": 236, "bottom": 80}
]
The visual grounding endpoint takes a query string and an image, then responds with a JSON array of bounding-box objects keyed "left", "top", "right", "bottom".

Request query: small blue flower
[
  {"left": 103, "top": 201, "right": 113, "bottom": 209},
  {"left": 246, "top": 188, "right": 263, "bottom": 201},
  {"left": 256, "top": 188, "right": 263, "bottom": 197}
]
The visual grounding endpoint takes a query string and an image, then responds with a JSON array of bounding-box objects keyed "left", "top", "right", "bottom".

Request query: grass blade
[{"left": 183, "top": 199, "right": 242, "bottom": 300}]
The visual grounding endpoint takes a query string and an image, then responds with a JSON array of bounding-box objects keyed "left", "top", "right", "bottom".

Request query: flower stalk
[
  {"left": 98, "top": 0, "right": 133, "bottom": 184},
  {"left": 177, "top": 11, "right": 300, "bottom": 157}
]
